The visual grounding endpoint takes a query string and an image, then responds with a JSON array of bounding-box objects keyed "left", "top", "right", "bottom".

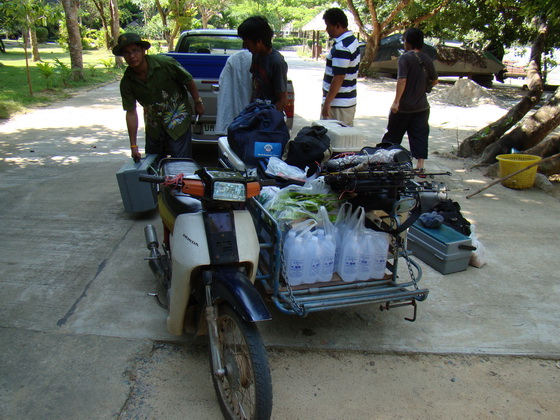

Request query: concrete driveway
[{"left": 1, "top": 53, "right": 559, "bottom": 419}]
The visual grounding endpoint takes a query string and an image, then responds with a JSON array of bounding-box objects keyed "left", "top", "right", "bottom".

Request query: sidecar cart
[
  {"left": 219, "top": 136, "right": 431, "bottom": 321},
  {"left": 247, "top": 194, "right": 428, "bottom": 321}
]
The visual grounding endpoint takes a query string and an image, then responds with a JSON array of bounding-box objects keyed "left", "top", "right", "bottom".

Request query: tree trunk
[
  {"left": 457, "top": 61, "right": 543, "bottom": 157},
  {"left": 61, "top": 0, "right": 84, "bottom": 81},
  {"left": 155, "top": 0, "right": 172, "bottom": 51},
  {"left": 22, "top": 31, "right": 33, "bottom": 96},
  {"left": 458, "top": 15, "right": 548, "bottom": 159},
  {"left": 480, "top": 85, "right": 560, "bottom": 163},
  {"left": 28, "top": 17, "right": 40, "bottom": 62},
  {"left": 109, "top": 0, "right": 123, "bottom": 66},
  {"left": 525, "top": 135, "right": 560, "bottom": 176},
  {"left": 92, "top": 0, "right": 111, "bottom": 50}
]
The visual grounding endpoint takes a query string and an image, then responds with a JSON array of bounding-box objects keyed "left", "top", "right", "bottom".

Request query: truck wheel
[{"left": 210, "top": 303, "right": 272, "bottom": 420}]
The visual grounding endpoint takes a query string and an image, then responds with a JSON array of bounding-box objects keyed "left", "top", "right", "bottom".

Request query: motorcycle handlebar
[{"left": 139, "top": 174, "right": 166, "bottom": 184}]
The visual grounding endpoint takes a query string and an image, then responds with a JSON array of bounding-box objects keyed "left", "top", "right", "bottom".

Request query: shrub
[
  {"left": 53, "top": 58, "right": 72, "bottom": 86},
  {"left": 36, "top": 27, "right": 49, "bottom": 43},
  {"left": 273, "top": 37, "right": 304, "bottom": 50},
  {"left": 0, "top": 100, "right": 24, "bottom": 120},
  {"left": 83, "top": 29, "right": 106, "bottom": 50},
  {"left": 99, "top": 58, "right": 115, "bottom": 69},
  {"left": 36, "top": 62, "right": 56, "bottom": 88}
]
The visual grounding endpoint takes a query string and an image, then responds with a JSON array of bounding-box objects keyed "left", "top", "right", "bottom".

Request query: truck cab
[{"left": 166, "top": 29, "right": 294, "bottom": 144}]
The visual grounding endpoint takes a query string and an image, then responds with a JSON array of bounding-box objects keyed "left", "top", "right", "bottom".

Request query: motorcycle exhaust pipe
[
  {"left": 144, "top": 225, "right": 167, "bottom": 284},
  {"left": 148, "top": 249, "right": 166, "bottom": 285},
  {"left": 144, "top": 224, "right": 159, "bottom": 250}
]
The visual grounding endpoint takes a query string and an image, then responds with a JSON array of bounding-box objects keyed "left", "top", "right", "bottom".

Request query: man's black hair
[
  {"left": 238, "top": 16, "right": 273, "bottom": 49},
  {"left": 403, "top": 28, "right": 424, "bottom": 50},
  {"left": 323, "top": 8, "right": 348, "bottom": 28}
]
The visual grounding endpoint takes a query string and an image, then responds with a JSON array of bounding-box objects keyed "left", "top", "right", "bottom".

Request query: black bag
[
  {"left": 227, "top": 102, "right": 290, "bottom": 166},
  {"left": 283, "top": 125, "right": 332, "bottom": 173},
  {"left": 428, "top": 199, "right": 471, "bottom": 236},
  {"left": 414, "top": 53, "right": 433, "bottom": 93}
]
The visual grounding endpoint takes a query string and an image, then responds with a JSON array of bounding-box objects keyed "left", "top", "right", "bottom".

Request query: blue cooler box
[
  {"left": 407, "top": 222, "right": 473, "bottom": 275},
  {"left": 116, "top": 154, "right": 158, "bottom": 213}
]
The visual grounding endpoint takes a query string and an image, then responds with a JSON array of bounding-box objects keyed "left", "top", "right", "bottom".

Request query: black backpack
[
  {"left": 282, "top": 125, "right": 332, "bottom": 173},
  {"left": 428, "top": 199, "right": 471, "bottom": 236}
]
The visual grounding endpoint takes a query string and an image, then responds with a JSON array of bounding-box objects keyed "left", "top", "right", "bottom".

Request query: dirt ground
[{"left": 119, "top": 344, "right": 560, "bottom": 419}]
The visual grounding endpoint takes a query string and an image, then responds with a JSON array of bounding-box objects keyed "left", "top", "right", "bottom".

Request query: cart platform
[{"left": 247, "top": 198, "right": 429, "bottom": 320}]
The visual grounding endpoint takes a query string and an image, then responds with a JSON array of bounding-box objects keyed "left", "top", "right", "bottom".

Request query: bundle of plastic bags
[{"left": 282, "top": 203, "right": 391, "bottom": 286}]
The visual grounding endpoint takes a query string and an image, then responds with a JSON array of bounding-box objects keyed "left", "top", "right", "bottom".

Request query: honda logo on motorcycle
[{"left": 183, "top": 233, "right": 199, "bottom": 247}]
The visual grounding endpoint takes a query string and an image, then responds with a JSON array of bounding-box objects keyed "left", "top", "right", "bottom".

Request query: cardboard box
[
  {"left": 407, "top": 222, "right": 472, "bottom": 275},
  {"left": 312, "top": 119, "right": 364, "bottom": 152},
  {"left": 116, "top": 154, "right": 158, "bottom": 213}
]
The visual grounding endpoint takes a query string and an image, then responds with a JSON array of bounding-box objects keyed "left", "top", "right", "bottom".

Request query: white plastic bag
[
  {"left": 469, "top": 224, "right": 486, "bottom": 268},
  {"left": 337, "top": 206, "right": 365, "bottom": 282},
  {"left": 265, "top": 157, "right": 307, "bottom": 182},
  {"left": 283, "top": 219, "right": 317, "bottom": 286}
]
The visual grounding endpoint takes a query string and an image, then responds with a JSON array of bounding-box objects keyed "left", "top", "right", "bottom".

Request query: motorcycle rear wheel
[{"left": 210, "top": 304, "right": 272, "bottom": 420}]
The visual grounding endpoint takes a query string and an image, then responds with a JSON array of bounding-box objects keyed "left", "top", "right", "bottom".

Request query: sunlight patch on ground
[
  {"left": 113, "top": 149, "right": 133, "bottom": 156},
  {"left": 519, "top": 197, "right": 545, "bottom": 205},
  {"left": 51, "top": 156, "right": 79, "bottom": 165},
  {"left": 67, "top": 137, "right": 97, "bottom": 145},
  {"left": 3, "top": 157, "right": 44, "bottom": 167},
  {"left": 464, "top": 178, "right": 487, "bottom": 185}
]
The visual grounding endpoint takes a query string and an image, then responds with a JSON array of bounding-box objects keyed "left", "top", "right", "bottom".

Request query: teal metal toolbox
[
  {"left": 116, "top": 154, "right": 158, "bottom": 213},
  {"left": 407, "top": 222, "right": 473, "bottom": 275}
]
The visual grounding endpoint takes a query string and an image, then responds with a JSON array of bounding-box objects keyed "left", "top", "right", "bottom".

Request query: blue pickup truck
[{"left": 166, "top": 29, "right": 295, "bottom": 143}]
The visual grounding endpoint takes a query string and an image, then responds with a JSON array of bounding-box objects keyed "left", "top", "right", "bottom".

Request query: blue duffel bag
[{"left": 227, "top": 102, "right": 290, "bottom": 166}]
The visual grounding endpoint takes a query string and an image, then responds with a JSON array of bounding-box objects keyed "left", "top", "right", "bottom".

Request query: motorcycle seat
[
  {"left": 163, "top": 191, "right": 202, "bottom": 216},
  {"left": 161, "top": 159, "right": 201, "bottom": 177},
  {"left": 160, "top": 159, "right": 203, "bottom": 216}
]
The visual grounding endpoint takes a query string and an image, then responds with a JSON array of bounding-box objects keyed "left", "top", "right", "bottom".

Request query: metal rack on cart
[{"left": 247, "top": 197, "right": 429, "bottom": 321}]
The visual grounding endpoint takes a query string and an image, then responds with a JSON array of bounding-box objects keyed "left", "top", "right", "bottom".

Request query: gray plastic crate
[
  {"left": 116, "top": 154, "right": 158, "bottom": 213},
  {"left": 407, "top": 222, "right": 472, "bottom": 275}
]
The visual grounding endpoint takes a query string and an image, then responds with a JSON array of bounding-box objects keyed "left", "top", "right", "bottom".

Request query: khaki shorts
[{"left": 322, "top": 105, "right": 356, "bottom": 126}]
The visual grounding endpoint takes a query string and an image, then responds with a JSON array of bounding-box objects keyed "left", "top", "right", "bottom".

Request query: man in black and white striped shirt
[{"left": 321, "top": 8, "right": 360, "bottom": 126}]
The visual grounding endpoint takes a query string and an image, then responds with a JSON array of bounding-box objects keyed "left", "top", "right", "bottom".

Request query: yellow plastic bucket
[{"left": 496, "top": 154, "right": 541, "bottom": 189}]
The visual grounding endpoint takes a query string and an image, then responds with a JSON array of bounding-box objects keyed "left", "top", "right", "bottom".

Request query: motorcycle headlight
[{"left": 213, "top": 181, "right": 246, "bottom": 202}]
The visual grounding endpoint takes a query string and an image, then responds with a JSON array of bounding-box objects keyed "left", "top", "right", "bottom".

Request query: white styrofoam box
[{"left": 312, "top": 119, "right": 365, "bottom": 152}]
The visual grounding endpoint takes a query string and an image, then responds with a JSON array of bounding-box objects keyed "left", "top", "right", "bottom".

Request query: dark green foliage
[
  {"left": 35, "top": 27, "right": 48, "bottom": 43},
  {"left": 273, "top": 37, "right": 304, "bottom": 50}
]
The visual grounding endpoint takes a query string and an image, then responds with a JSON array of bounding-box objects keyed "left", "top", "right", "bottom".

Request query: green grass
[{"left": 0, "top": 39, "right": 122, "bottom": 119}]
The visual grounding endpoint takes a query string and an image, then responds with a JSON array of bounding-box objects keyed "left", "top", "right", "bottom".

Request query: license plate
[{"left": 203, "top": 123, "right": 216, "bottom": 134}]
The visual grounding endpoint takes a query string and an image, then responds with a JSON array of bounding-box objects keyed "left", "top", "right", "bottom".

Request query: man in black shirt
[{"left": 382, "top": 28, "right": 438, "bottom": 172}]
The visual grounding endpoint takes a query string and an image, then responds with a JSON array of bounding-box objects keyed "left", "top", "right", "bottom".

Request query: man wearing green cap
[{"left": 113, "top": 33, "right": 205, "bottom": 162}]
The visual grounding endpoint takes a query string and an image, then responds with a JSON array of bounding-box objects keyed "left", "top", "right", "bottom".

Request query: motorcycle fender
[
  {"left": 167, "top": 210, "right": 261, "bottom": 335},
  {"left": 212, "top": 269, "right": 271, "bottom": 322},
  {"left": 232, "top": 210, "right": 260, "bottom": 282},
  {"left": 167, "top": 213, "right": 210, "bottom": 336}
]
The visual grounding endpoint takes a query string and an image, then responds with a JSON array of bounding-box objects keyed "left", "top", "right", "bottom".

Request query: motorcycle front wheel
[{"left": 210, "top": 304, "right": 272, "bottom": 420}]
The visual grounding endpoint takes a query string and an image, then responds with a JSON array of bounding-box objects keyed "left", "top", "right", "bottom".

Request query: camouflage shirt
[{"left": 120, "top": 54, "right": 193, "bottom": 140}]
